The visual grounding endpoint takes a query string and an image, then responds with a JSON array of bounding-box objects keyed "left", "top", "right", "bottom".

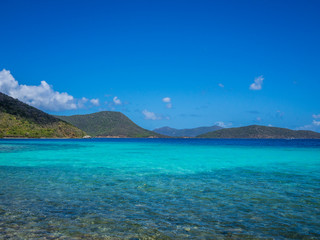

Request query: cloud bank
[
  {"left": 0, "top": 69, "right": 99, "bottom": 111},
  {"left": 249, "top": 76, "right": 264, "bottom": 90}
]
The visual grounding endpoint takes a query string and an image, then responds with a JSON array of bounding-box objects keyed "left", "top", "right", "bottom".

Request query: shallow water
[{"left": 0, "top": 139, "right": 319, "bottom": 239}]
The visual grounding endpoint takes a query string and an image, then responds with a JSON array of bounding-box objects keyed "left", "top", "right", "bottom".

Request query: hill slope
[
  {"left": 56, "top": 111, "right": 162, "bottom": 138},
  {"left": 0, "top": 92, "right": 85, "bottom": 138},
  {"left": 154, "top": 125, "right": 223, "bottom": 137},
  {"left": 197, "top": 125, "right": 320, "bottom": 139}
]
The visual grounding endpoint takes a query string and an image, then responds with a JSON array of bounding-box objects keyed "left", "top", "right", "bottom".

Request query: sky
[{"left": 0, "top": 0, "right": 320, "bottom": 131}]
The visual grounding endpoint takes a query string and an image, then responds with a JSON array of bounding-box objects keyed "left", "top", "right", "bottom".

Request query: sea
[{"left": 0, "top": 139, "right": 319, "bottom": 239}]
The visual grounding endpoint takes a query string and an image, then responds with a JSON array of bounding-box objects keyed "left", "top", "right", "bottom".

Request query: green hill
[
  {"left": 0, "top": 92, "right": 85, "bottom": 138},
  {"left": 56, "top": 111, "right": 162, "bottom": 138},
  {"left": 197, "top": 125, "right": 320, "bottom": 139},
  {"left": 154, "top": 125, "right": 223, "bottom": 137}
]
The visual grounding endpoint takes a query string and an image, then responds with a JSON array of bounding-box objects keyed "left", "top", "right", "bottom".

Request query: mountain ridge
[
  {"left": 197, "top": 125, "right": 320, "bottom": 139},
  {"left": 0, "top": 92, "right": 85, "bottom": 138},
  {"left": 154, "top": 125, "right": 223, "bottom": 137},
  {"left": 2, "top": 91, "right": 319, "bottom": 139},
  {"left": 56, "top": 111, "right": 163, "bottom": 138}
]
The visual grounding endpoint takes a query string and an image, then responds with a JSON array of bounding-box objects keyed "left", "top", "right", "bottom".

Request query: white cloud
[
  {"left": 249, "top": 75, "right": 264, "bottom": 90},
  {"left": 162, "top": 97, "right": 171, "bottom": 103},
  {"left": 296, "top": 125, "right": 311, "bottom": 131},
  {"left": 162, "top": 97, "right": 172, "bottom": 108},
  {"left": 81, "top": 97, "right": 88, "bottom": 103},
  {"left": 142, "top": 109, "right": 161, "bottom": 120},
  {"left": 256, "top": 117, "right": 262, "bottom": 121},
  {"left": 312, "top": 114, "right": 320, "bottom": 119},
  {"left": 313, "top": 120, "right": 320, "bottom": 126},
  {"left": 166, "top": 103, "right": 172, "bottom": 109},
  {"left": 218, "top": 83, "right": 224, "bottom": 88},
  {"left": 215, "top": 121, "right": 226, "bottom": 127},
  {"left": 0, "top": 69, "right": 102, "bottom": 111},
  {"left": 0, "top": 69, "right": 18, "bottom": 92},
  {"left": 77, "top": 97, "right": 88, "bottom": 108},
  {"left": 214, "top": 121, "right": 232, "bottom": 128},
  {"left": 297, "top": 120, "right": 320, "bottom": 131},
  {"left": 90, "top": 98, "right": 100, "bottom": 106},
  {"left": 113, "top": 96, "right": 121, "bottom": 105},
  {"left": 0, "top": 69, "right": 78, "bottom": 111}
]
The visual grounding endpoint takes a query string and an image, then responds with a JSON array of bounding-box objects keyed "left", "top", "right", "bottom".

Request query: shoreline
[{"left": 1, "top": 137, "right": 320, "bottom": 140}]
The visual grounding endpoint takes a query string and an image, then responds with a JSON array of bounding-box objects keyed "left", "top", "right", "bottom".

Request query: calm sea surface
[{"left": 0, "top": 139, "right": 319, "bottom": 239}]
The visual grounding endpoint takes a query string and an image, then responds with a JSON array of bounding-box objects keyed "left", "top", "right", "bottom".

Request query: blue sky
[{"left": 0, "top": 0, "right": 319, "bottom": 131}]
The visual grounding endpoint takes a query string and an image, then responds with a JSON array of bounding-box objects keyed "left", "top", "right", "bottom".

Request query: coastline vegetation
[
  {"left": 198, "top": 125, "right": 320, "bottom": 139},
  {"left": 1, "top": 91, "right": 320, "bottom": 139},
  {"left": 0, "top": 92, "right": 85, "bottom": 138},
  {"left": 56, "top": 111, "right": 162, "bottom": 138}
]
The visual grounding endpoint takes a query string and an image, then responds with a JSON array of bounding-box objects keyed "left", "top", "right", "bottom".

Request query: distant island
[
  {"left": 1, "top": 91, "right": 320, "bottom": 139},
  {"left": 154, "top": 125, "right": 223, "bottom": 137},
  {"left": 56, "top": 112, "right": 162, "bottom": 138},
  {"left": 0, "top": 92, "right": 85, "bottom": 138},
  {"left": 198, "top": 125, "right": 320, "bottom": 139}
]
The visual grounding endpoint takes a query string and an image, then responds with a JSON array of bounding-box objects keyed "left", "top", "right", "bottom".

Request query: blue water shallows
[{"left": 0, "top": 139, "right": 319, "bottom": 239}]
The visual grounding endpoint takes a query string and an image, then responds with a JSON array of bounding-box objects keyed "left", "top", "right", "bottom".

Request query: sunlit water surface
[{"left": 0, "top": 139, "right": 319, "bottom": 239}]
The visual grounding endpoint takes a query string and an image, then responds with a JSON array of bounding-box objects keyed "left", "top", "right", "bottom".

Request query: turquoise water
[{"left": 0, "top": 139, "right": 320, "bottom": 239}]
